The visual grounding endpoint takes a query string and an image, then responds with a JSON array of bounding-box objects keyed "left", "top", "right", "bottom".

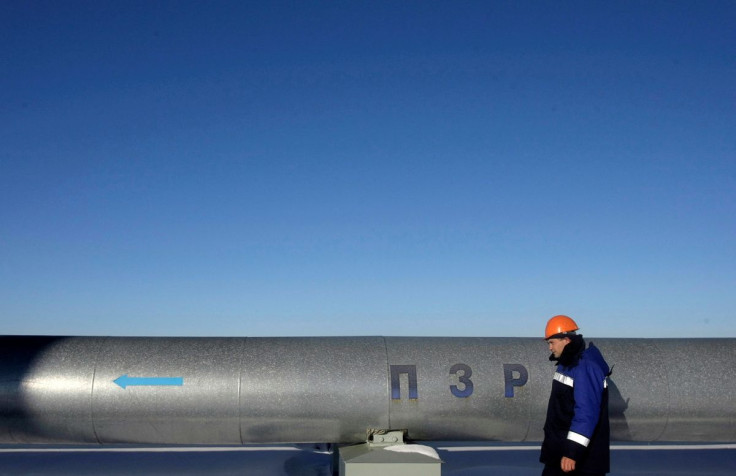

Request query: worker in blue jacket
[{"left": 540, "top": 315, "right": 611, "bottom": 475}]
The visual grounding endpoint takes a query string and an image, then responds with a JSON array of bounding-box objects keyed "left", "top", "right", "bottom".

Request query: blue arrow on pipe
[{"left": 113, "top": 374, "right": 184, "bottom": 389}]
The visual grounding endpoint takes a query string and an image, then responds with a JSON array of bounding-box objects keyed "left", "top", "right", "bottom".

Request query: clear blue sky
[{"left": 2, "top": 1, "right": 734, "bottom": 338}]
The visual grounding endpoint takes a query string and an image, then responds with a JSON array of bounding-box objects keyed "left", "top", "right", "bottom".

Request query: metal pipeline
[{"left": 1, "top": 336, "right": 734, "bottom": 444}]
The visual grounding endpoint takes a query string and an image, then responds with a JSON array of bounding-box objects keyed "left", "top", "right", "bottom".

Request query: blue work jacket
[{"left": 540, "top": 336, "right": 611, "bottom": 474}]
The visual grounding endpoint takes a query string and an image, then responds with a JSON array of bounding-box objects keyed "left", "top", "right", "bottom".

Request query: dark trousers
[{"left": 542, "top": 464, "right": 605, "bottom": 476}]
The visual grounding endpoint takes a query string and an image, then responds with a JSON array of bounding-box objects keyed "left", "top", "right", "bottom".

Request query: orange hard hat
[{"left": 544, "top": 315, "right": 579, "bottom": 339}]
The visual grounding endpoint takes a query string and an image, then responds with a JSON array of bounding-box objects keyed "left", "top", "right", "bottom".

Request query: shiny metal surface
[
  {"left": 0, "top": 337, "right": 104, "bottom": 443},
  {"left": 239, "top": 337, "right": 388, "bottom": 443},
  {"left": 1, "top": 336, "right": 734, "bottom": 444},
  {"left": 655, "top": 339, "right": 736, "bottom": 442},
  {"left": 93, "top": 337, "right": 243, "bottom": 444}
]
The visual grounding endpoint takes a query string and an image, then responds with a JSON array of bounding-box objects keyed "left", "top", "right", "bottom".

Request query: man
[{"left": 540, "top": 315, "right": 611, "bottom": 475}]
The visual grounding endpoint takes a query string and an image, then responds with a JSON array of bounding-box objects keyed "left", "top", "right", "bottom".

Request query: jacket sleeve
[{"left": 564, "top": 358, "right": 606, "bottom": 461}]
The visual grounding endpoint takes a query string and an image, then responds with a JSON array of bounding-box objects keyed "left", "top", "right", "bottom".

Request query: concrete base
[{"left": 338, "top": 443, "right": 442, "bottom": 476}]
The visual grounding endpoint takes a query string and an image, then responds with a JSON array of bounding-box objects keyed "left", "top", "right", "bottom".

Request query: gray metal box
[{"left": 339, "top": 444, "right": 442, "bottom": 476}]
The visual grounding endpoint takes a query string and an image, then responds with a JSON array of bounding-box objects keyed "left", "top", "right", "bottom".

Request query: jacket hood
[
  {"left": 582, "top": 341, "right": 611, "bottom": 375},
  {"left": 549, "top": 334, "right": 585, "bottom": 366}
]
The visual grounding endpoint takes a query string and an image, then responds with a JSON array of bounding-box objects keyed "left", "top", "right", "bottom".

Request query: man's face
[{"left": 547, "top": 337, "right": 570, "bottom": 359}]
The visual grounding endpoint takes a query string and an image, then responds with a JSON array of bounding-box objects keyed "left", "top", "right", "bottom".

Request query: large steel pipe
[{"left": 1, "top": 336, "right": 734, "bottom": 444}]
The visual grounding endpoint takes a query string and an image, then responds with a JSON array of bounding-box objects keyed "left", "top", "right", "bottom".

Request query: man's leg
[
  {"left": 542, "top": 465, "right": 605, "bottom": 476},
  {"left": 542, "top": 464, "right": 563, "bottom": 476}
]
